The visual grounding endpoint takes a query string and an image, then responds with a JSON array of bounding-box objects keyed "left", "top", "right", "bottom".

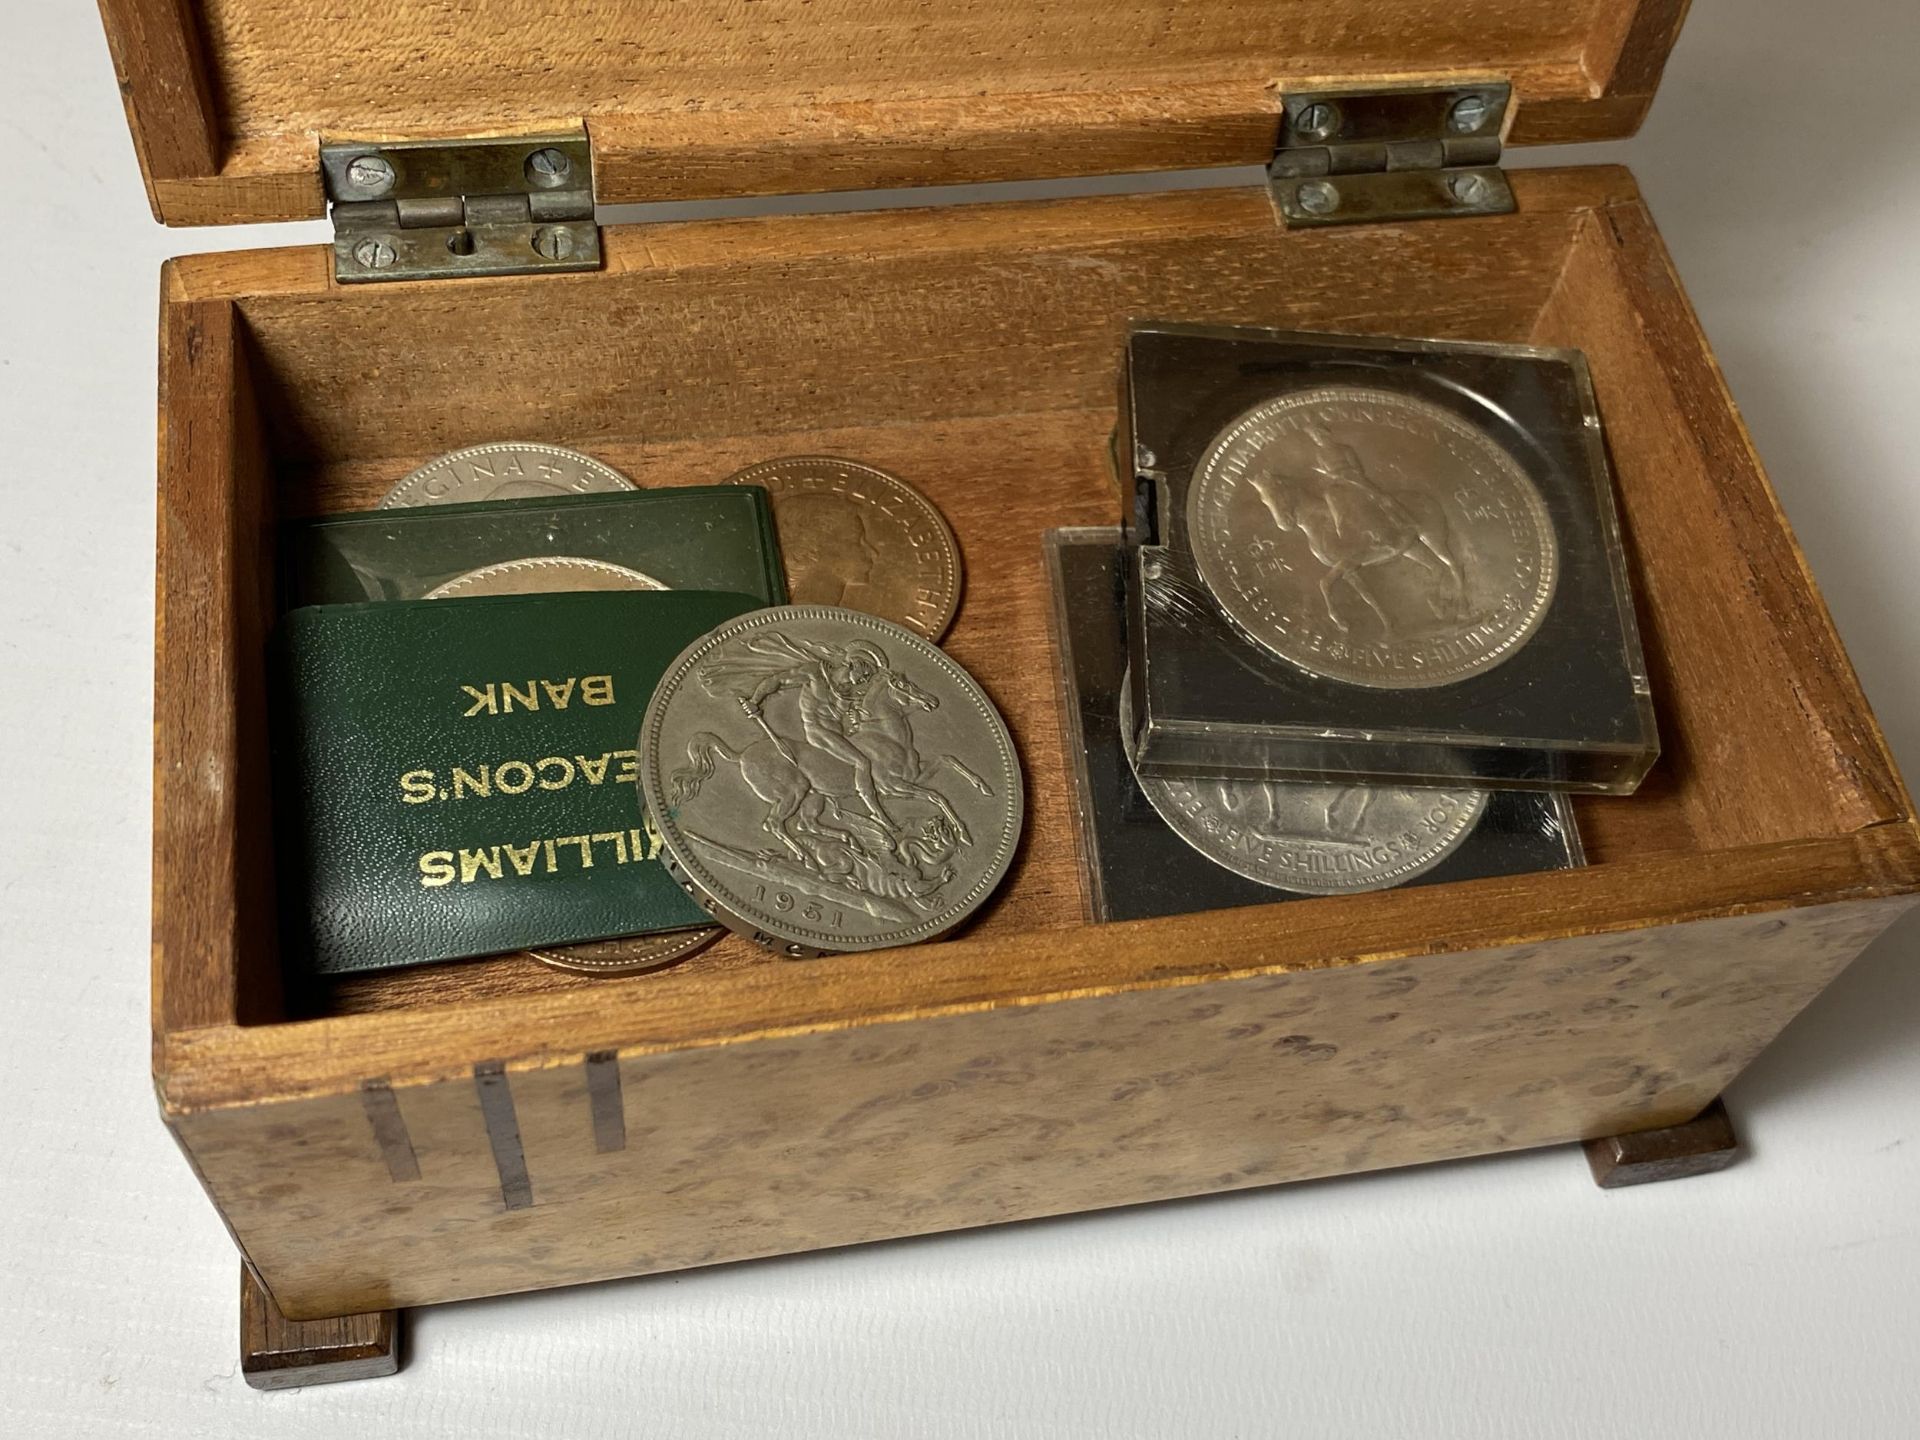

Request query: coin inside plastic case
[
  {"left": 1119, "top": 322, "right": 1658, "bottom": 794},
  {"left": 1046, "top": 528, "right": 1585, "bottom": 923}
]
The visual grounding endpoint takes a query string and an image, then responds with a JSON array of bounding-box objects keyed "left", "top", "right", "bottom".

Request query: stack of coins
[
  {"left": 378, "top": 445, "right": 1021, "bottom": 968},
  {"left": 644, "top": 458, "right": 1019, "bottom": 958}
]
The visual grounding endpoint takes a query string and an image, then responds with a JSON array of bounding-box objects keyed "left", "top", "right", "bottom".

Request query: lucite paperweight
[
  {"left": 1047, "top": 528, "right": 1585, "bottom": 923},
  {"left": 1117, "top": 322, "right": 1658, "bottom": 794}
]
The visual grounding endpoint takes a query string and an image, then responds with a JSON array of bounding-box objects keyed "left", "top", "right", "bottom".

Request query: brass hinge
[
  {"left": 1269, "top": 83, "right": 1515, "bottom": 228},
  {"left": 321, "top": 131, "right": 602, "bottom": 284}
]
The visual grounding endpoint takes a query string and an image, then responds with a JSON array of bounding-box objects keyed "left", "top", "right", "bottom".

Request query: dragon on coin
[{"left": 667, "top": 630, "right": 994, "bottom": 909}]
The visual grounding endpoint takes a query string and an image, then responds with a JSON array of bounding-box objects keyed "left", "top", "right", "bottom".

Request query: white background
[{"left": 4, "top": 2, "right": 1917, "bottom": 1435}]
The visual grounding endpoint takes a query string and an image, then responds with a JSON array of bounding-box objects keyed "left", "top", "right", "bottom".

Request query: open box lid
[{"left": 100, "top": 0, "right": 1689, "bottom": 230}]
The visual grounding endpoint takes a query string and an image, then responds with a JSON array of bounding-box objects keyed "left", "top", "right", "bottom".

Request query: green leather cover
[
  {"left": 274, "top": 589, "right": 763, "bottom": 975},
  {"left": 283, "top": 486, "right": 787, "bottom": 607}
]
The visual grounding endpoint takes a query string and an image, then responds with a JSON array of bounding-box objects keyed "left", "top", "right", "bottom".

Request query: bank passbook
[{"left": 273, "top": 588, "right": 762, "bottom": 975}]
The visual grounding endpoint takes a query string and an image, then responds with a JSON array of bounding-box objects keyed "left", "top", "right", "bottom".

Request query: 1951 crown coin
[{"left": 641, "top": 606, "right": 1022, "bottom": 957}]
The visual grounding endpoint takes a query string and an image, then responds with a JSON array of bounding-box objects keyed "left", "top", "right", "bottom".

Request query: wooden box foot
[
  {"left": 241, "top": 1266, "right": 402, "bottom": 1390},
  {"left": 1583, "top": 1098, "right": 1739, "bottom": 1189}
]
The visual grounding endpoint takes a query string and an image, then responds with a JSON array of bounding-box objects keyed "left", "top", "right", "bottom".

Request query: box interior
[{"left": 158, "top": 173, "right": 1910, "bottom": 1037}]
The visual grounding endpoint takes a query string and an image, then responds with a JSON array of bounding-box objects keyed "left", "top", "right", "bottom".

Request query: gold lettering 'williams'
[{"left": 417, "top": 824, "right": 668, "bottom": 888}]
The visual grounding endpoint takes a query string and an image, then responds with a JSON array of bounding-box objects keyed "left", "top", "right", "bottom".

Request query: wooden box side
[
  {"left": 187, "top": 886, "right": 1913, "bottom": 1320},
  {"left": 1528, "top": 202, "right": 1914, "bottom": 857},
  {"left": 101, "top": 0, "right": 1691, "bottom": 225},
  {"left": 153, "top": 294, "right": 284, "bottom": 1035}
]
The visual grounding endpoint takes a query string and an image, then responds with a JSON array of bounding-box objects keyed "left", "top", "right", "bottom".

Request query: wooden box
[{"left": 113, "top": 0, "right": 1919, "bottom": 1346}]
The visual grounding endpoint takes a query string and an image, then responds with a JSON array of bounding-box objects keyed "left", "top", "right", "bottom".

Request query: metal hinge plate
[
  {"left": 1269, "top": 83, "right": 1515, "bottom": 228},
  {"left": 322, "top": 131, "right": 602, "bottom": 284}
]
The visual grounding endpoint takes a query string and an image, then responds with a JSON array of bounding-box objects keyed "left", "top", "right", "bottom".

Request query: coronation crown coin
[
  {"left": 641, "top": 606, "right": 1023, "bottom": 956},
  {"left": 1185, "top": 386, "right": 1558, "bottom": 690}
]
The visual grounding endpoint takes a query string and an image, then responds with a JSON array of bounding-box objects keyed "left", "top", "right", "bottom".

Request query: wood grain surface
[
  {"left": 210, "top": 891, "right": 1910, "bottom": 1319},
  {"left": 99, "top": 0, "right": 1689, "bottom": 223},
  {"left": 152, "top": 298, "right": 283, "bottom": 1034},
  {"left": 239, "top": 1266, "right": 399, "bottom": 1388}
]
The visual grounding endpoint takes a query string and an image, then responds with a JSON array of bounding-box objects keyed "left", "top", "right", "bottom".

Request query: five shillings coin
[{"left": 641, "top": 606, "right": 1022, "bottom": 956}]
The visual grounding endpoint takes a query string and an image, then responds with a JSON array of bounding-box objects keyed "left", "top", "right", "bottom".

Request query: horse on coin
[{"left": 1246, "top": 423, "right": 1469, "bottom": 636}]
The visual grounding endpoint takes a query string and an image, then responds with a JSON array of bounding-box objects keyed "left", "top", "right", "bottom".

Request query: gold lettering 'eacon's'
[{"left": 396, "top": 749, "right": 638, "bottom": 804}]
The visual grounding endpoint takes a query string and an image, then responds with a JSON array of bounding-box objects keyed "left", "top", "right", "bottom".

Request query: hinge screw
[
  {"left": 1448, "top": 172, "right": 1492, "bottom": 207},
  {"left": 526, "top": 148, "right": 574, "bottom": 188},
  {"left": 1295, "top": 102, "right": 1340, "bottom": 141},
  {"left": 351, "top": 237, "right": 398, "bottom": 270},
  {"left": 1448, "top": 95, "right": 1493, "bottom": 134},
  {"left": 1295, "top": 180, "right": 1340, "bottom": 216},
  {"left": 531, "top": 225, "right": 577, "bottom": 261},
  {"left": 344, "top": 155, "right": 395, "bottom": 196}
]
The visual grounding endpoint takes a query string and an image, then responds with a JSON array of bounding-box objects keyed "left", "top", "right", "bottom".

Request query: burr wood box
[{"left": 113, "top": 0, "right": 1920, "bottom": 1330}]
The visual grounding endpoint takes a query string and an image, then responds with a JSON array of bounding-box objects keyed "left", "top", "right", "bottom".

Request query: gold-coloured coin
[
  {"left": 723, "top": 457, "right": 963, "bottom": 641},
  {"left": 527, "top": 926, "right": 720, "bottom": 977}
]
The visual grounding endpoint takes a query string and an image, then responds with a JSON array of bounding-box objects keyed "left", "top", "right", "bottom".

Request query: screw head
[
  {"left": 525, "top": 148, "right": 574, "bottom": 188},
  {"left": 1448, "top": 172, "right": 1492, "bottom": 206},
  {"left": 530, "top": 225, "right": 577, "bottom": 261},
  {"left": 1295, "top": 179, "right": 1340, "bottom": 216},
  {"left": 1448, "top": 94, "right": 1493, "bottom": 134},
  {"left": 1295, "top": 102, "right": 1340, "bottom": 141},
  {"left": 344, "top": 154, "right": 395, "bottom": 196},
  {"left": 351, "top": 236, "right": 398, "bottom": 270}
]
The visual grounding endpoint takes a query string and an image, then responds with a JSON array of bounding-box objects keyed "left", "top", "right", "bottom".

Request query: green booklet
[
  {"left": 273, "top": 589, "right": 762, "bottom": 975},
  {"left": 281, "top": 486, "right": 786, "bottom": 607}
]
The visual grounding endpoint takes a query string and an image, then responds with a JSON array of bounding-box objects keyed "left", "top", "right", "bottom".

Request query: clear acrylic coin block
[
  {"left": 1049, "top": 529, "right": 1584, "bottom": 922},
  {"left": 1119, "top": 322, "right": 1659, "bottom": 793}
]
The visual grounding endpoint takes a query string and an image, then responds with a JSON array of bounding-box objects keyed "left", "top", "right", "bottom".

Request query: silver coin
[
  {"left": 1119, "top": 679, "right": 1486, "bottom": 894},
  {"left": 641, "top": 606, "right": 1023, "bottom": 956},
  {"left": 1186, "top": 386, "right": 1557, "bottom": 689},
  {"left": 424, "top": 554, "right": 667, "bottom": 599},
  {"left": 380, "top": 442, "right": 635, "bottom": 508}
]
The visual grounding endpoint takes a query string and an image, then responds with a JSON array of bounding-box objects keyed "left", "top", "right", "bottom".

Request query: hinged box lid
[{"left": 100, "top": 0, "right": 1691, "bottom": 227}]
